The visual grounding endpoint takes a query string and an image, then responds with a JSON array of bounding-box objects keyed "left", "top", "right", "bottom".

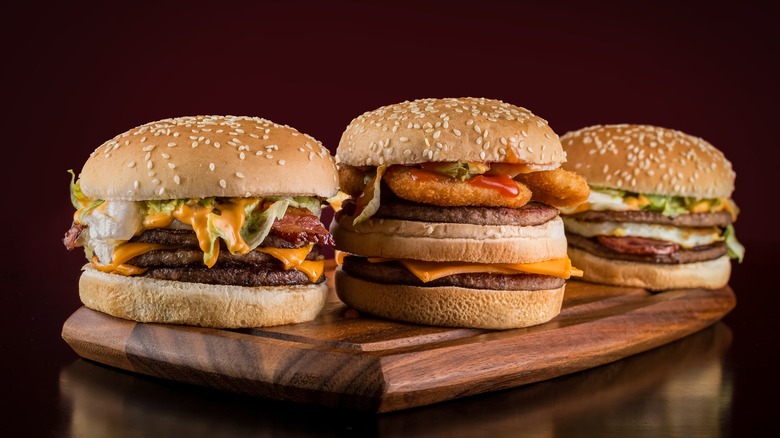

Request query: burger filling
[
  {"left": 562, "top": 187, "right": 745, "bottom": 264},
  {"left": 63, "top": 172, "right": 333, "bottom": 286},
  {"left": 334, "top": 161, "right": 588, "bottom": 285}
]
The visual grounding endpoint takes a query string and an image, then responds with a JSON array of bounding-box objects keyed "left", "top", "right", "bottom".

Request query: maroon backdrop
[
  {"left": 3, "top": 1, "right": 776, "bottom": 318},
  {"left": 1, "top": 3, "right": 778, "bottom": 434}
]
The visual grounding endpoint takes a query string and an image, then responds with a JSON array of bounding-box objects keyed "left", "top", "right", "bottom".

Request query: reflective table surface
[{"left": 4, "top": 245, "right": 776, "bottom": 437}]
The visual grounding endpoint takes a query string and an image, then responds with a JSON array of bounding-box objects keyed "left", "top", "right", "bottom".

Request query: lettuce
[
  {"left": 143, "top": 199, "right": 186, "bottom": 215},
  {"left": 266, "top": 196, "right": 322, "bottom": 215},
  {"left": 423, "top": 161, "right": 489, "bottom": 180},
  {"left": 240, "top": 198, "right": 290, "bottom": 249},
  {"left": 643, "top": 195, "right": 689, "bottom": 217},
  {"left": 68, "top": 169, "right": 88, "bottom": 209},
  {"left": 724, "top": 225, "right": 745, "bottom": 263},
  {"left": 353, "top": 165, "right": 386, "bottom": 225}
]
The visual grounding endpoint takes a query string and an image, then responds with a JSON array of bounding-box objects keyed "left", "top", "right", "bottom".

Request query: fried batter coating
[
  {"left": 384, "top": 165, "right": 532, "bottom": 208},
  {"left": 513, "top": 168, "right": 590, "bottom": 209},
  {"left": 338, "top": 164, "right": 369, "bottom": 197}
]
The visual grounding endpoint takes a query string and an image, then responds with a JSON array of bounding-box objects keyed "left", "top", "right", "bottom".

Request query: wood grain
[{"left": 61, "top": 276, "right": 736, "bottom": 412}]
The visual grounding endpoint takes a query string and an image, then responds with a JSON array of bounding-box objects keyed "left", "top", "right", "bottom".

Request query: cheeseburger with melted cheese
[
  {"left": 331, "top": 97, "right": 589, "bottom": 329},
  {"left": 63, "top": 115, "right": 339, "bottom": 328},
  {"left": 560, "top": 124, "right": 744, "bottom": 290}
]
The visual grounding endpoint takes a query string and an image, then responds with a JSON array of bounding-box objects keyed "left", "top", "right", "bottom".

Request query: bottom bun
[
  {"left": 567, "top": 247, "right": 731, "bottom": 290},
  {"left": 79, "top": 264, "right": 328, "bottom": 328},
  {"left": 335, "top": 268, "right": 564, "bottom": 330}
]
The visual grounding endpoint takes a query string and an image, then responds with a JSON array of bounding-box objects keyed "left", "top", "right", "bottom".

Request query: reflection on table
[{"left": 58, "top": 322, "right": 732, "bottom": 437}]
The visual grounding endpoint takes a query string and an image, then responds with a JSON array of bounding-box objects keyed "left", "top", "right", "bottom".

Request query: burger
[
  {"left": 330, "top": 97, "right": 589, "bottom": 329},
  {"left": 63, "top": 115, "right": 339, "bottom": 328},
  {"left": 559, "top": 124, "right": 744, "bottom": 290}
]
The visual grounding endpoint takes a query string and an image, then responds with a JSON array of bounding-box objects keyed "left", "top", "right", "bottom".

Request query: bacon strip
[
  {"left": 597, "top": 235, "right": 680, "bottom": 256},
  {"left": 271, "top": 208, "right": 334, "bottom": 246},
  {"left": 63, "top": 223, "right": 86, "bottom": 250}
]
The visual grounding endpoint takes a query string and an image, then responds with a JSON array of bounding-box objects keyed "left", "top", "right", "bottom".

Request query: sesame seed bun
[
  {"left": 331, "top": 214, "right": 568, "bottom": 264},
  {"left": 337, "top": 97, "right": 564, "bottom": 167},
  {"left": 79, "top": 265, "right": 329, "bottom": 328},
  {"left": 335, "top": 268, "right": 565, "bottom": 330},
  {"left": 79, "top": 115, "right": 339, "bottom": 201},
  {"left": 567, "top": 248, "right": 731, "bottom": 291},
  {"left": 560, "top": 124, "right": 735, "bottom": 198}
]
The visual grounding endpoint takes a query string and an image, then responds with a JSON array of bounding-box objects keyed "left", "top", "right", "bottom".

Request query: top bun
[
  {"left": 561, "top": 124, "right": 735, "bottom": 199},
  {"left": 79, "top": 116, "right": 339, "bottom": 200},
  {"left": 337, "top": 97, "right": 564, "bottom": 167}
]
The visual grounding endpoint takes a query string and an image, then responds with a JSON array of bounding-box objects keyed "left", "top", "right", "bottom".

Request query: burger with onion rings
[{"left": 330, "top": 97, "right": 589, "bottom": 329}]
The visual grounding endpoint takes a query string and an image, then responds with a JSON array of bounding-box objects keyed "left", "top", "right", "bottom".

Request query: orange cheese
[
  {"left": 143, "top": 213, "right": 175, "bottom": 229},
  {"left": 366, "top": 257, "right": 583, "bottom": 283},
  {"left": 172, "top": 199, "right": 258, "bottom": 267},
  {"left": 89, "top": 199, "right": 325, "bottom": 281},
  {"left": 257, "top": 244, "right": 324, "bottom": 282},
  {"left": 91, "top": 242, "right": 169, "bottom": 275}
]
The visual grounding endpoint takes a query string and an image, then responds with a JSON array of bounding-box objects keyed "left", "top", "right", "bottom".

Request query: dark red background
[{"left": 2, "top": 1, "right": 778, "bottom": 435}]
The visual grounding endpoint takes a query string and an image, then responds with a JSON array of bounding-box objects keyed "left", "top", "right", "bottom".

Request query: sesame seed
[
  {"left": 400, "top": 137, "right": 409, "bottom": 142},
  {"left": 236, "top": 172, "right": 245, "bottom": 178},
  {"left": 127, "top": 162, "right": 135, "bottom": 168},
  {"left": 209, "top": 163, "right": 215, "bottom": 171},
  {"left": 433, "top": 131, "right": 441, "bottom": 139},
  {"left": 167, "top": 142, "right": 176, "bottom": 147},
  {"left": 168, "top": 163, "right": 175, "bottom": 169},
  {"left": 151, "top": 178, "right": 160, "bottom": 186},
  {"left": 174, "top": 175, "right": 180, "bottom": 184},
  {"left": 191, "top": 141, "right": 199, "bottom": 148},
  {"left": 133, "top": 180, "right": 139, "bottom": 189},
  {"left": 219, "top": 179, "right": 227, "bottom": 188},
  {"left": 239, "top": 152, "right": 245, "bottom": 160},
  {"left": 278, "top": 160, "right": 286, "bottom": 165},
  {"left": 453, "top": 129, "right": 462, "bottom": 137},
  {"left": 147, "top": 161, "right": 153, "bottom": 169}
]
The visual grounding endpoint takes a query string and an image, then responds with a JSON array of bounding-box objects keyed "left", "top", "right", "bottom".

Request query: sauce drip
[{"left": 468, "top": 174, "right": 519, "bottom": 197}]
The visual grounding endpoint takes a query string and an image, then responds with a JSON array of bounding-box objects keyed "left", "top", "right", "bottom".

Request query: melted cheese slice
[
  {"left": 257, "top": 244, "right": 324, "bottom": 282},
  {"left": 92, "top": 242, "right": 168, "bottom": 275},
  {"left": 365, "top": 257, "right": 583, "bottom": 283},
  {"left": 93, "top": 242, "right": 324, "bottom": 282}
]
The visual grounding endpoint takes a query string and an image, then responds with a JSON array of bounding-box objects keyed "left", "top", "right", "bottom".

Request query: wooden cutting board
[{"left": 61, "top": 273, "right": 735, "bottom": 413}]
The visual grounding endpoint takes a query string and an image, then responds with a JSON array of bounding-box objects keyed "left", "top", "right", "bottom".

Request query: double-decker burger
[
  {"left": 330, "top": 97, "right": 589, "bottom": 329},
  {"left": 63, "top": 115, "right": 339, "bottom": 328},
  {"left": 560, "top": 124, "right": 744, "bottom": 290}
]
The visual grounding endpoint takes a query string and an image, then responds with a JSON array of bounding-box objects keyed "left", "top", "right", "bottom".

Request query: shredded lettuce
[
  {"left": 590, "top": 186, "right": 728, "bottom": 218},
  {"left": 644, "top": 195, "right": 689, "bottom": 217},
  {"left": 68, "top": 169, "right": 87, "bottom": 209},
  {"left": 724, "top": 225, "right": 745, "bottom": 263},
  {"left": 143, "top": 199, "right": 186, "bottom": 215},
  {"left": 266, "top": 196, "right": 322, "bottom": 215},
  {"left": 240, "top": 198, "right": 290, "bottom": 250}
]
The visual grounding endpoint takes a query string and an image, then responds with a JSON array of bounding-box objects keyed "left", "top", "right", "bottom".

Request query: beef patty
[
  {"left": 342, "top": 256, "right": 565, "bottom": 291},
  {"left": 340, "top": 198, "right": 559, "bottom": 226},
  {"left": 141, "top": 265, "right": 322, "bottom": 287},
  {"left": 566, "top": 210, "right": 733, "bottom": 227},
  {"left": 566, "top": 233, "right": 728, "bottom": 264},
  {"left": 127, "top": 228, "right": 324, "bottom": 286}
]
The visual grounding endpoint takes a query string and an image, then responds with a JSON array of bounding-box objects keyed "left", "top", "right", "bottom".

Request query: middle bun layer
[{"left": 331, "top": 214, "right": 567, "bottom": 264}]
